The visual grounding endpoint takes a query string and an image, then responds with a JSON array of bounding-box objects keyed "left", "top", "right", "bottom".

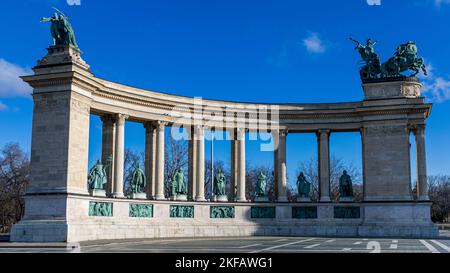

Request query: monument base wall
[{"left": 10, "top": 195, "right": 438, "bottom": 242}]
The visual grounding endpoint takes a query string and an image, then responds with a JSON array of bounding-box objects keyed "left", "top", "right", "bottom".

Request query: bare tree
[
  {"left": 296, "top": 155, "right": 362, "bottom": 202},
  {"left": 428, "top": 175, "right": 450, "bottom": 223},
  {"left": 164, "top": 137, "right": 188, "bottom": 198},
  {"left": 0, "top": 143, "right": 30, "bottom": 233},
  {"left": 123, "top": 148, "right": 144, "bottom": 195}
]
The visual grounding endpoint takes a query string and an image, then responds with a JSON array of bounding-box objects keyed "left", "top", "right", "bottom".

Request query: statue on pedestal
[
  {"left": 296, "top": 172, "right": 311, "bottom": 200},
  {"left": 351, "top": 38, "right": 427, "bottom": 80},
  {"left": 171, "top": 168, "right": 187, "bottom": 200},
  {"left": 130, "top": 164, "right": 146, "bottom": 194},
  {"left": 88, "top": 160, "right": 107, "bottom": 190},
  {"left": 339, "top": 170, "right": 354, "bottom": 198},
  {"left": 350, "top": 38, "right": 381, "bottom": 80},
  {"left": 214, "top": 169, "right": 226, "bottom": 196},
  {"left": 255, "top": 171, "right": 267, "bottom": 197},
  {"left": 41, "top": 8, "right": 78, "bottom": 48}
]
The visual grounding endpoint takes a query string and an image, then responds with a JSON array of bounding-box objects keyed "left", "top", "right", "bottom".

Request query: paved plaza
[{"left": 1, "top": 234, "right": 449, "bottom": 253}]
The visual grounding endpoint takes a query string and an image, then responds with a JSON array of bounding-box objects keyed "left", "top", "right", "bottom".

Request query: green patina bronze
[
  {"left": 171, "top": 168, "right": 187, "bottom": 197},
  {"left": 170, "top": 205, "right": 194, "bottom": 218},
  {"left": 41, "top": 8, "right": 78, "bottom": 48},
  {"left": 130, "top": 164, "right": 146, "bottom": 193},
  {"left": 129, "top": 204, "right": 153, "bottom": 218},
  {"left": 292, "top": 207, "right": 317, "bottom": 219},
  {"left": 339, "top": 170, "right": 353, "bottom": 198},
  {"left": 350, "top": 38, "right": 381, "bottom": 80},
  {"left": 214, "top": 169, "right": 226, "bottom": 196},
  {"left": 251, "top": 206, "right": 275, "bottom": 218},
  {"left": 255, "top": 171, "right": 267, "bottom": 197},
  {"left": 87, "top": 160, "right": 108, "bottom": 190},
  {"left": 351, "top": 38, "right": 427, "bottom": 80},
  {"left": 334, "top": 207, "right": 360, "bottom": 219},
  {"left": 88, "top": 201, "right": 113, "bottom": 217},
  {"left": 210, "top": 206, "right": 235, "bottom": 218},
  {"left": 296, "top": 172, "right": 311, "bottom": 198}
]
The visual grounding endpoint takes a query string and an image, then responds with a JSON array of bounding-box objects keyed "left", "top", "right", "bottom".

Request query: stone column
[
  {"left": 144, "top": 122, "right": 157, "bottom": 199},
  {"left": 317, "top": 129, "right": 331, "bottom": 202},
  {"left": 272, "top": 130, "right": 279, "bottom": 199},
  {"left": 230, "top": 131, "right": 238, "bottom": 200},
  {"left": 414, "top": 125, "right": 429, "bottom": 201},
  {"left": 195, "top": 125, "right": 206, "bottom": 201},
  {"left": 236, "top": 128, "right": 247, "bottom": 202},
  {"left": 188, "top": 126, "right": 197, "bottom": 201},
  {"left": 101, "top": 115, "right": 116, "bottom": 196},
  {"left": 154, "top": 122, "right": 166, "bottom": 200},
  {"left": 277, "top": 130, "right": 288, "bottom": 202},
  {"left": 113, "top": 114, "right": 128, "bottom": 198}
]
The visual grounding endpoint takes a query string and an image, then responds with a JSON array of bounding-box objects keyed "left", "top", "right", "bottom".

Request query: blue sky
[{"left": 1, "top": 0, "right": 450, "bottom": 187}]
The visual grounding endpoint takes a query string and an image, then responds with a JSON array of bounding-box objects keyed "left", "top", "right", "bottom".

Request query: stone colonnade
[{"left": 95, "top": 115, "right": 430, "bottom": 202}]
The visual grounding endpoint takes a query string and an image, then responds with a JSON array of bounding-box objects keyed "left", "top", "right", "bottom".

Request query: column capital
[
  {"left": 316, "top": 129, "right": 330, "bottom": 138},
  {"left": 409, "top": 123, "right": 426, "bottom": 135},
  {"left": 143, "top": 121, "right": 158, "bottom": 129},
  {"left": 100, "top": 114, "right": 116, "bottom": 124},
  {"left": 115, "top": 113, "right": 129, "bottom": 125}
]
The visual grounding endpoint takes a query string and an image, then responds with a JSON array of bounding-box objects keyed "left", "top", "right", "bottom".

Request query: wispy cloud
[
  {"left": 422, "top": 77, "right": 450, "bottom": 102},
  {"left": 0, "top": 58, "right": 32, "bottom": 98},
  {"left": 302, "top": 33, "right": 326, "bottom": 54},
  {"left": 434, "top": 0, "right": 450, "bottom": 7},
  {"left": 0, "top": 101, "right": 7, "bottom": 111}
]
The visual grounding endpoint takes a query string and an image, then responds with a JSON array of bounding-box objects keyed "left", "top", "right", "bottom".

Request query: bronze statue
[
  {"left": 41, "top": 8, "right": 78, "bottom": 48},
  {"left": 130, "top": 164, "right": 146, "bottom": 193},
  {"left": 350, "top": 38, "right": 381, "bottom": 80},
  {"left": 296, "top": 172, "right": 311, "bottom": 198},
  {"left": 214, "top": 169, "right": 226, "bottom": 196},
  {"left": 351, "top": 38, "right": 427, "bottom": 80},
  {"left": 88, "top": 160, "right": 107, "bottom": 190},
  {"left": 255, "top": 171, "right": 267, "bottom": 197},
  {"left": 171, "top": 168, "right": 187, "bottom": 196},
  {"left": 339, "top": 170, "right": 353, "bottom": 198}
]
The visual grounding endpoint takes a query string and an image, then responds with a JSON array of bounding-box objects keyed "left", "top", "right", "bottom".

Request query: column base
[
  {"left": 112, "top": 192, "right": 124, "bottom": 198},
  {"left": 195, "top": 197, "right": 207, "bottom": 202},
  {"left": 320, "top": 196, "right": 331, "bottom": 202},
  {"left": 418, "top": 195, "right": 430, "bottom": 201},
  {"left": 277, "top": 196, "right": 288, "bottom": 202},
  {"left": 155, "top": 194, "right": 166, "bottom": 200},
  {"left": 235, "top": 198, "right": 248, "bottom": 202}
]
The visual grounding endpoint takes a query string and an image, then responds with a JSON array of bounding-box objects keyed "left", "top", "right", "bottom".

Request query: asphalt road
[{"left": 1, "top": 235, "right": 449, "bottom": 253}]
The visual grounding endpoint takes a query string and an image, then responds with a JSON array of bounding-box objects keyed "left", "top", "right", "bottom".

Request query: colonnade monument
[{"left": 11, "top": 11, "right": 438, "bottom": 242}]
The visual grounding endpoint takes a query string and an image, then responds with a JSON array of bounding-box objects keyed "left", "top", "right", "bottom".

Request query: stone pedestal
[
  {"left": 339, "top": 197, "right": 354, "bottom": 203},
  {"left": 215, "top": 195, "right": 228, "bottom": 202},
  {"left": 131, "top": 192, "right": 147, "bottom": 199},
  {"left": 175, "top": 194, "right": 188, "bottom": 201},
  {"left": 254, "top": 196, "right": 269, "bottom": 202},
  {"left": 89, "top": 189, "right": 106, "bottom": 197},
  {"left": 362, "top": 77, "right": 421, "bottom": 100},
  {"left": 297, "top": 197, "right": 311, "bottom": 202}
]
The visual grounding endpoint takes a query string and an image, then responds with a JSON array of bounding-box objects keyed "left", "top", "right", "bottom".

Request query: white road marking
[
  {"left": 389, "top": 244, "right": 398, "bottom": 249},
  {"left": 342, "top": 248, "right": 352, "bottom": 251},
  {"left": 353, "top": 241, "right": 362, "bottom": 245},
  {"left": 273, "top": 239, "right": 287, "bottom": 242},
  {"left": 430, "top": 240, "right": 450, "bottom": 252},
  {"left": 392, "top": 240, "right": 398, "bottom": 243},
  {"left": 238, "top": 243, "right": 261, "bottom": 249},
  {"left": 304, "top": 243, "right": 320, "bottom": 249},
  {"left": 325, "top": 239, "right": 336, "bottom": 243},
  {"left": 419, "top": 240, "right": 440, "bottom": 253},
  {"left": 362, "top": 239, "right": 368, "bottom": 241},
  {"left": 249, "top": 238, "right": 315, "bottom": 253}
]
